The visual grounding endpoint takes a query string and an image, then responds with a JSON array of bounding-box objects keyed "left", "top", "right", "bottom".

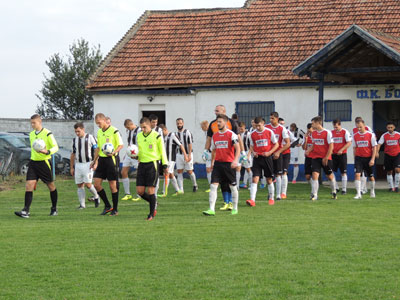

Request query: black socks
[
  {"left": 98, "top": 189, "right": 111, "bottom": 208},
  {"left": 24, "top": 191, "right": 33, "bottom": 212}
]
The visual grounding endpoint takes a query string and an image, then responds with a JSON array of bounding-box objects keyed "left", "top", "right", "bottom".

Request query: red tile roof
[{"left": 87, "top": 0, "right": 400, "bottom": 90}]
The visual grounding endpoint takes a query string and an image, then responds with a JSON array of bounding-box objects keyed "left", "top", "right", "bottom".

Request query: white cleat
[
  {"left": 354, "top": 194, "right": 362, "bottom": 199},
  {"left": 370, "top": 191, "right": 376, "bottom": 198}
]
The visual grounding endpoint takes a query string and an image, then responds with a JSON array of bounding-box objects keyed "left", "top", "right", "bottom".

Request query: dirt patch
[{"left": 0, "top": 176, "right": 25, "bottom": 191}]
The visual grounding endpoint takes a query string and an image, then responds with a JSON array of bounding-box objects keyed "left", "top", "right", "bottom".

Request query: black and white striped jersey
[
  {"left": 240, "top": 130, "right": 251, "bottom": 152},
  {"left": 127, "top": 127, "right": 141, "bottom": 146},
  {"left": 164, "top": 132, "right": 182, "bottom": 162},
  {"left": 72, "top": 133, "right": 97, "bottom": 163},
  {"left": 176, "top": 129, "right": 193, "bottom": 154}
]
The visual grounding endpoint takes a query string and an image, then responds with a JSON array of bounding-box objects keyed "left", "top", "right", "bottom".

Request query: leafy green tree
[{"left": 36, "top": 39, "right": 102, "bottom": 120}]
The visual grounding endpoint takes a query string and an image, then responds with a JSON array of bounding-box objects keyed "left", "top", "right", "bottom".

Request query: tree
[{"left": 36, "top": 39, "right": 103, "bottom": 120}]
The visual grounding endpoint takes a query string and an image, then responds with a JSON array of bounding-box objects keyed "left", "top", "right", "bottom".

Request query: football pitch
[{"left": 1, "top": 177, "right": 400, "bottom": 299}]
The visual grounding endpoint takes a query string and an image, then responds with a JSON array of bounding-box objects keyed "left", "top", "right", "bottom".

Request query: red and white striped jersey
[
  {"left": 331, "top": 128, "right": 352, "bottom": 154},
  {"left": 378, "top": 131, "right": 400, "bottom": 157},
  {"left": 352, "top": 131, "right": 377, "bottom": 157},
  {"left": 266, "top": 123, "right": 289, "bottom": 153},
  {"left": 249, "top": 127, "right": 278, "bottom": 156},
  {"left": 311, "top": 129, "right": 333, "bottom": 159},
  {"left": 211, "top": 129, "right": 239, "bottom": 162}
]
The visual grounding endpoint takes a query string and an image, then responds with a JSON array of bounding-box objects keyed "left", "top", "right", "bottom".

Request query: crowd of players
[{"left": 14, "top": 107, "right": 400, "bottom": 219}]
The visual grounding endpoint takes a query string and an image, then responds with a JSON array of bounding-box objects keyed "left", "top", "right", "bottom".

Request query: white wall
[{"left": 93, "top": 84, "right": 400, "bottom": 164}]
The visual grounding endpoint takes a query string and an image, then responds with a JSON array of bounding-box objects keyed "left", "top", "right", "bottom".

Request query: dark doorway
[
  {"left": 142, "top": 111, "right": 166, "bottom": 126},
  {"left": 373, "top": 101, "right": 400, "bottom": 179}
]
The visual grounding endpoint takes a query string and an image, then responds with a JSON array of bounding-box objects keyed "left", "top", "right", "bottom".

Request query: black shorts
[
  {"left": 94, "top": 156, "right": 118, "bottom": 181},
  {"left": 332, "top": 153, "right": 347, "bottom": 174},
  {"left": 304, "top": 157, "right": 312, "bottom": 176},
  {"left": 136, "top": 161, "right": 159, "bottom": 187},
  {"left": 354, "top": 156, "right": 374, "bottom": 177},
  {"left": 211, "top": 161, "right": 236, "bottom": 186},
  {"left": 26, "top": 160, "right": 53, "bottom": 184},
  {"left": 311, "top": 158, "right": 333, "bottom": 175},
  {"left": 282, "top": 153, "right": 290, "bottom": 173},
  {"left": 252, "top": 156, "right": 274, "bottom": 179},
  {"left": 384, "top": 153, "right": 400, "bottom": 172},
  {"left": 272, "top": 154, "right": 283, "bottom": 175}
]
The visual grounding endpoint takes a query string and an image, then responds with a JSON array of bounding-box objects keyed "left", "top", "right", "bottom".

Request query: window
[
  {"left": 235, "top": 101, "right": 275, "bottom": 128},
  {"left": 324, "top": 100, "right": 352, "bottom": 122}
]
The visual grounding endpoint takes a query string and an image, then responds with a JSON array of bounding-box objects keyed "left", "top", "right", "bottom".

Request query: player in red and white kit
[
  {"left": 203, "top": 114, "right": 240, "bottom": 216},
  {"left": 353, "top": 119, "right": 377, "bottom": 199},
  {"left": 331, "top": 119, "right": 352, "bottom": 194},
  {"left": 377, "top": 121, "right": 400, "bottom": 192},
  {"left": 305, "top": 116, "right": 337, "bottom": 201},
  {"left": 302, "top": 123, "right": 314, "bottom": 183},
  {"left": 266, "top": 112, "right": 290, "bottom": 201},
  {"left": 353, "top": 117, "right": 372, "bottom": 194},
  {"left": 246, "top": 117, "right": 279, "bottom": 206}
]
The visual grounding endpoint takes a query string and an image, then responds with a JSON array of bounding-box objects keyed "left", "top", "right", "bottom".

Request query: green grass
[{"left": 1, "top": 177, "right": 400, "bottom": 299}]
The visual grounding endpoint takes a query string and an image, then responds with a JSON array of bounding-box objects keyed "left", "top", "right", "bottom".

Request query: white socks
[
  {"left": 281, "top": 174, "right": 288, "bottom": 195},
  {"left": 261, "top": 176, "right": 266, "bottom": 186},
  {"left": 250, "top": 183, "right": 258, "bottom": 201},
  {"left": 293, "top": 166, "right": 299, "bottom": 181},
  {"left": 209, "top": 184, "right": 218, "bottom": 211},
  {"left": 355, "top": 180, "right": 361, "bottom": 196},
  {"left": 247, "top": 171, "right": 253, "bottom": 186},
  {"left": 122, "top": 177, "right": 130, "bottom": 195},
  {"left": 177, "top": 173, "right": 184, "bottom": 191},
  {"left": 207, "top": 172, "right": 212, "bottom": 184},
  {"left": 387, "top": 175, "right": 394, "bottom": 189},
  {"left": 88, "top": 185, "right": 98, "bottom": 198},
  {"left": 361, "top": 174, "right": 367, "bottom": 192},
  {"left": 370, "top": 180, "right": 375, "bottom": 192},
  {"left": 311, "top": 179, "right": 319, "bottom": 197},
  {"left": 77, "top": 187, "right": 86, "bottom": 207},
  {"left": 171, "top": 176, "right": 180, "bottom": 192},
  {"left": 395, "top": 173, "right": 400, "bottom": 188},
  {"left": 163, "top": 177, "right": 170, "bottom": 194},
  {"left": 330, "top": 177, "right": 337, "bottom": 193},
  {"left": 229, "top": 184, "right": 238, "bottom": 210},
  {"left": 190, "top": 172, "right": 197, "bottom": 187},
  {"left": 268, "top": 183, "right": 275, "bottom": 200},
  {"left": 236, "top": 171, "right": 241, "bottom": 187},
  {"left": 243, "top": 172, "right": 249, "bottom": 186},
  {"left": 342, "top": 174, "right": 347, "bottom": 192},
  {"left": 275, "top": 176, "right": 282, "bottom": 198}
]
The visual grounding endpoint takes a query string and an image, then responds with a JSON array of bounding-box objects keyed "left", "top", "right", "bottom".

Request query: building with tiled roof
[{"left": 88, "top": 0, "right": 400, "bottom": 180}]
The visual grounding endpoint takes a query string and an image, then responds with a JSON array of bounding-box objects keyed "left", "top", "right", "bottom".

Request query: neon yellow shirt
[
  {"left": 136, "top": 130, "right": 168, "bottom": 165},
  {"left": 30, "top": 128, "right": 59, "bottom": 161},
  {"left": 97, "top": 125, "right": 123, "bottom": 158}
]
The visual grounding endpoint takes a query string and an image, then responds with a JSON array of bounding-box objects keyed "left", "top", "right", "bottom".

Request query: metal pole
[
  {"left": 318, "top": 73, "right": 324, "bottom": 184},
  {"left": 52, "top": 155, "right": 56, "bottom": 181}
]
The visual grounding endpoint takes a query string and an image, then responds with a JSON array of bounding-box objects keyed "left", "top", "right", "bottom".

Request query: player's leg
[
  {"left": 310, "top": 159, "right": 321, "bottom": 201},
  {"left": 235, "top": 165, "right": 241, "bottom": 191},
  {"left": 176, "top": 154, "right": 185, "bottom": 192},
  {"left": 281, "top": 154, "right": 290, "bottom": 199},
  {"left": 137, "top": 162, "right": 158, "bottom": 220},
  {"left": 324, "top": 161, "right": 337, "bottom": 199},
  {"left": 38, "top": 160, "right": 58, "bottom": 216},
  {"left": 203, "top": 162, "right": 220, "bottom": 215},
  {"left": 186, "top": 155, "right": 198, "bottom": 192},
  {"left": 395, "top": 167, "right": 400, "bottom": 192},
  {"left": 226, "top": 165, "right": 239, "bottom": 214},
  {"left": 265, "top": 156, "right": 275, "bottom": 205},
  {"left": 366, "top": 160, "right": 376, "bottom": 198},
  {"left": 121, "top": 165, "right": 132, "bottom": 200},
  {"left": 274, "top": 156, "right": 283, "bottom": 200},
  {"left": 384, "top": 154, "right": 394, "bottom": 191},
  {"left": 46, "top": 181, "right": 58, "bottom": 216},
  {"left": 340, "top": 154, "right": 348, "bottom": 194},
  {"left": 15, "top": 179, "right": 37, "bottom": 218},
  {"left": 354, "top": 157, "right": 363, "bottom": 199},
  {"left": 77, "top": 183, "right": 86, "bottom": 209},
  {"left": 247, "top": 157, "right": 260, "bottom": 207},
  {"left": 304, "top": 157, "right": 312, "bottom": 184},
  {"left": 292, "top": 164, "right": 299, "bottom": 183}
]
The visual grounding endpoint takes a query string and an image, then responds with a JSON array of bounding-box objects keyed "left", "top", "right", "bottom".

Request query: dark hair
[
  {"left": 74, "top": 122, "right": 84, "bottom": 129},
  {"left": 290, "top": 123, "right": 297, "bottom": 129},
  {"left": 159, "top": 124, "right": 166, "bottom": 130},
  {"left": 30, "top": 114, "right": 41, "bottom": 120},
  {"left": 307, "top": 123, "right": 312, "bottom": 129},
  {"left": 254, "top": 116, "right": 264, "bottom": 124},
  {"left": 124, "top": 119, "right": 133, "bottom": 126},
  {"left": 140, "top": 117, "right": 150, "bottom": 124},
  {"left": 238, "top": 121, "right": 246, "bottom": 127},
  {"left": 311, "top": 116, "right": 322, "bottom": 124},
  {"left": 176, "top": 118, "right": 184, "bottom": 122},
  {"left": 387, "top": 121, "right": 396, "bottom": 127},
  {"left": 231, "top": 113, "right": 238, "bottom": 120},
  {"left": 356, "top": 119, "right": 365, "bottom": 125},
  {"left": 355, "top": 116, "right": 363, "bottom": 122},
  {"left": 216, "top": 114, "right": 229, "bottom": 122},
  {"left": 278, "top": 117, "right": 284, "bottom": 122},
  {"left": 332, "top": 119, "right": 341, "bottom": 125},
  {"left": 270, "top": 111, "right": 279, "bottom": 118},
  {"left": 149, "top": 114, "right": 158, "bottom": 121}
]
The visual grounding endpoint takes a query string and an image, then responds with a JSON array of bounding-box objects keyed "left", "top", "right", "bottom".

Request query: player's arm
[
  {"left": 370, "top": 135, "right": 378, "bottom": 166},
  {"left": 232, "top": 141, "right": 240, "bottom": 168},
  {"left": 111, "top": 130, "right": 124, "bottom": 157},
  {"left": 278, "top": 137, "right": 291, "bottom": 154},
  {"left": 376, "top": 134, "right": 385, "bottom": 158},
  {"left": 338, "top": 131, "right": 352, "bottom": 154},
  {"left": 40, "top": 132, "right": 59, "bottom": 155},
  {"left": 267, "top": 142, "right": 280, "bottom": 157},
  {"left": 70, "top": 152, "right": 75, "bottom": 176},
  {"left": 91, "top": 148, "right": 100, "bottom": 170}
]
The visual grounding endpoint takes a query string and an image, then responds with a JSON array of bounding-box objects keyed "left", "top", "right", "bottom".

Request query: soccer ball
[
  {"left": 126, "top": 144, "right": 139, "bottom": 158},
  {"left": 32, "top": 139, "right": 46, "bottom": 152},
  {"left": 102, "top": 143, "right": 114, "bottom": 155}
]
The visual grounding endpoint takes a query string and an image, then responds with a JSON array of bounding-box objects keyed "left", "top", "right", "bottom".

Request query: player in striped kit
[
  {"left": 70, "top": 122, "right": 99, "bottom": 209},
  {"left": 353, "top": 119, "right": 377, "bottom": 199},
  {"left": 377, "top": 121, "right": 400, "bottom": 192},
  {"left": 203, "top": 114, "right": 240, "bottom": 216},
  {"left": 305, "top": 116, "right": 337, "bottom": 201},
  {"left": 176, "top": 118, "right": 198, "bottom": 193},
  {"left": 121, "top": 119, "right": 141, "bottom": 201},
  {"left": 331, "top": 119, "right": 352, "bottom": 194},
  {"left": 288, "top": 123, "right": 304, "bottom": 184},
  {"left": 200, "top": 120, "right": 212, "bottom": 191},
  {"left": 238, "top": 122, "right": 253, "bottom": 189},
  {"left": 246, "top": 117, "right": 279, "bottom": 206},
  {"left": 266, "top": 112, "right": 290, "bottom": 201},
  {"left": 159, "top": 124, "right": 188, "bottom": 196}
]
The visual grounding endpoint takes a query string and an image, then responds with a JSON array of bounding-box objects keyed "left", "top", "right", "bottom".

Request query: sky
[{"left": 0, "top": 0, "right": 245, "bottom": 118}]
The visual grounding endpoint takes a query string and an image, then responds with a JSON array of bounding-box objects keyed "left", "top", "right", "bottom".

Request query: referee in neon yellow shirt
[
  {"left": 15, "top": 114, "right": 59, "bottom": 218},
  {"left": 136, "top": 117, "right": 168, "bottom": 220},
  {"left": 91, "top": 113, "right": 123, "bottom": 216}
]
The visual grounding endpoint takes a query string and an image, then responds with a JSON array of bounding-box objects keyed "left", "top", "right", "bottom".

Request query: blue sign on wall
[{"left": 357, "top": 89, "right": 400, "bottom": 99}]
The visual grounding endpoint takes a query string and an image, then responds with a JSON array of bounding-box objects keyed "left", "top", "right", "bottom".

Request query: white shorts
[
  {"left": 176, "top": 153, "right": 194, "bottom": 171},
  {"left": 290, "top": 147, "right": 300, "bottom": 164},
  {"left": 167, "top": 161, "right": 176, "bottom": 174},
  {"left": 241, "top": 154, "right": 253, "bottom": 169},
  {"left": 122, "top": 155, "right": 138, "bottom": 168},
  {"left": 74, "top": 162, "right": 93, "bottom": 184}
]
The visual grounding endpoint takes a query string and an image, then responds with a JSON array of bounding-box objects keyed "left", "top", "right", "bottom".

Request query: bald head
[{"left": 214, "top": 105, "right": 226, "bottom": 116}]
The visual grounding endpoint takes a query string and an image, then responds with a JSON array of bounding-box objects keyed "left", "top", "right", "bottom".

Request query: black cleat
[
  {"left": 396, "top": 187, "right": 399, "bottom": 193},
  {"left": 94, "top": 198, "right": 100, "bottom": 208},
  {"left": 331, "top": 192, "right": 337, "bottom": 200},
  {"left": 341, "top": 190, "right": 347, "bottom": 195},
  {"left": 146, "top": 214, "right": 153, "bottom": 221},
  {"left": 50, "top": 208, "right": 58, "bottom": 216},
  {"left": 100, "top": 207, "right": 113, "bottom": 215},
  {"left": 15, "top": 210, "right": 30, "bottom": 218},
  {"left": 77, "top": 206, "right": 85, "bottom": 210},
  {"left": 389, "top": 188, "right": 394, "bottom": 192},
  {"left": 109, "top": 210, "right": 119, "bottom": 216},
  {"left": 276, "top": 197, "right": 281, "bottom": 201},
  {"left": 193, "top": 185, "right": 198, "bottom": 192}
]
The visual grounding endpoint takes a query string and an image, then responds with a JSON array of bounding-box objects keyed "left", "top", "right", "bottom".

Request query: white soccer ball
[
  {"left": 126, "top": 144, "right": 139, "bottom": 158},
  {"left": 32, "top": 139, "right": 46, "bottom": 152},
  {"left": 102, "top": 143, "right": 114, "bottom": 155}
]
